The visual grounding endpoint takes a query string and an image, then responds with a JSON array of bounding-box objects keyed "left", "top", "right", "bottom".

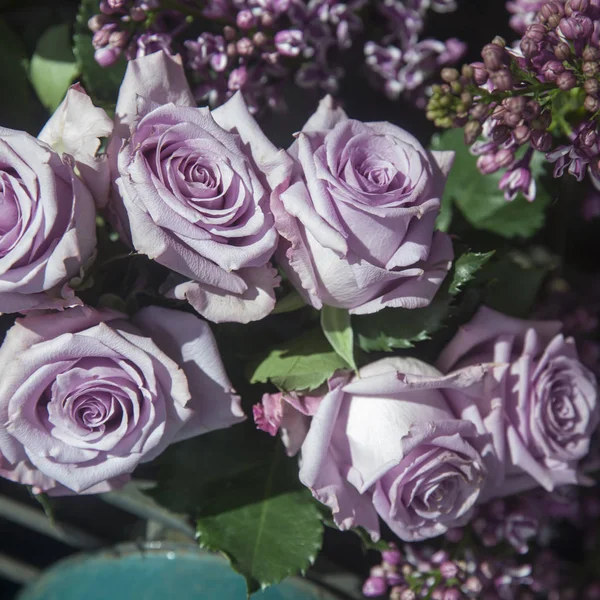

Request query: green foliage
[
  {"left": 249, "top": 328, "right": 348, "bottom": 391},
  {"left": 151, "top": 425, "right": 323, "bottom": 595},
  {"left": 320, "top": 305, "right": 358, "bottom": 371},
  {"left": 354, "top": 250, "right": 492, "bottom": 353},
  {"left": 0, "top": 18, "right": 40, "bottom": 132},
  {"left": 432, "top": 128, "right": 552, "bottom": 238},
  {"left": 477, "top": 249, "right": 556, "bottom": 318},
  {"left": 73, "top": 0, "right": 126, "bottom": 108},
  {"left": 30, "top": 23, "right": 80, "bottom": 112},
  {"left": 449, "top": 251, "right": 494, "bottom": 296}
]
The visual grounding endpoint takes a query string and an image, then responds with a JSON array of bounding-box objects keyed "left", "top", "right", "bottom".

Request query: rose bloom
[
  {"left": 0, "top": 306, "right": 244, "bottom": 495},
  {"left": 255, "top": 357, "right": 493, "bottom": 541},
  {"left": 110, "top": 51, "right": 292, "bottom": 324},
  {"left": 271, "top": 95, "right": 454, "bottom": 314},
  {"left": 438, "top": 307, "right": 599, "bottom": 494},
  {"left": 0, "top": 126, "right": 98, "bottom": 313}
]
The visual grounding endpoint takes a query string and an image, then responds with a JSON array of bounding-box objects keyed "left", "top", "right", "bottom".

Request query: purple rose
[
  {"left": 271, "top": 95, "right": 454, "bottom": 314},
  {"left": 39, "top": 83, "right": 114, "bottom": 206},
  {"left": 438, "top": 307, "right": 599, "bottom": 494},
  {"left": 110, "top": 52, "right": 292, "bottom": 324},
  {"left": 0, "top": 127, "right": 97, "bottom": 313},
  {"left": 255, "top": 358, "right": 491, "bottom": 541},
  {"left": 0, "top": 306, "right": 244, "bottom": 495}
]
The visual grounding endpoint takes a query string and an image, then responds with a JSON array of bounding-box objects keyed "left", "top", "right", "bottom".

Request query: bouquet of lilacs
[{"left": 1, "top": 0, "right": 600, "bottom": 598}]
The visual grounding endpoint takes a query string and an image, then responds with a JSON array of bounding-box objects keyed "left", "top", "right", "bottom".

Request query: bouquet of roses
[{"left": 2, "top": 0, "right": 600, "bottom": 598}]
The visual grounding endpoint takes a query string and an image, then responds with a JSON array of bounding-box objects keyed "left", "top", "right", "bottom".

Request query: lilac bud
[
  {"left": 236, "top": 37, "right": 254, "bottom": 56},
  {"left": 478, "top": 154, "right": 500, "bottom": 174},
  {"left": 253, "top": 32, "right": 267, "bottom": 47},
  {"left": 495, "top": 148, "right": 515, "bottom": 167},
  {"left": 440, "top": 561, "right": 459, "bottom": 579},
  {"left": 581, "top": 127, "right": 598, "bottom": 147},
  {"left": 130, "top": 7, "right": 146, "bottom": 21},
  {"left": 540, "top": 1, "right": 564, "bottom": 20},
  {"left": 482, "top": 43, "right": 505, "bottom": 71},
  {"left": 584, "top": 46, "right": 600, "bottom": 61},
  {"left": 585, "top": 78, "right": 599, "bottom": 95},
  {"left": 464, "top": 576, "right": 483, "bottom": 594},
  {"left": 523, "top": 99, "right": 541, "bottom": 119},
  {"left": 261, "top": 11, "right": 274, "bottom": 27},
  {"left": 542, "top": 60, "right": 565, "bottom": 81},
  {"left": 99, "top": 0, "right": 116, "bottom": 14},
  {"left": 362, "top": 576, "right": 388, "bottom": 597},
  {"left": 471, "top": 62, "right": 488, "bottom": 85},
  {"left": 88, "top": 14, "right": 109, "bottom": 32},
  {"left": 400, "top": 590, "right": 417, "bottom": 600},
  {"left": 431, "top": 591, "right": 444, "bottom": 600},
  {"left": 556, "top": 70, "right": 577, "bottom": 90},
  {"left": 513, "top": 125, "right": 531, "bottom": 144},
  {"left": 559, "top": 15, "right": 594, "bottom": 39},
  {"left": 531, "top": 130, "right": 553, "bottom": 150},
  {"left": 94, "top": 45, "right": 120, "bottom": 67},
  {"left": 107, "top": 0, "right": 125, "bottom": 8},
  {"left": 370, "top": 566, "right": 386, "bottom": 578},
  {"left": 92, "top": 24, "right": 116, "bottom": 49},
  {"left": 583, "top": 61, "right": 599, "bottom": 77},
  {"left": 431, "top": 551, "right": 449, "bottom": 565},
  {"left": 585, "top": 95, "right": 600, "bottom": 111},
  {"left": 382, "top": 546, "right": 402, "bottom": 566},
  {"left": 554, "top": 41, "right": 571, "bottom": 60},
  {"left": 108, "top": 30, "right": 128, "bottom": 49},
  {"left": 236, "top": 9, "right": 257, "bottom": 30},
  {"left": 520, "top": 38, "right": 539, "bottom": 58},
  {"left": 227, "top": 66, "right": 248, "bottom": 91},
  {"left": 491, "top": 68, "right": 513, "bottom": 91},
  {"left": 569, "top": 0, "right": 590, "bottom": 10},
  {"left": 525, "top": 23, "right": 547, "bottom": 42},
  {"left": 387, "top": 571, "right": 404, "bottom": 587},
  {"left": 443, "top": 589, "right": 461, "bottom": 600},
  {"left": 504, "top": 111, "right": 522, "bottom": 127},
  {"left": 274, "top": 29, "right": 304, "bottom": 57}
]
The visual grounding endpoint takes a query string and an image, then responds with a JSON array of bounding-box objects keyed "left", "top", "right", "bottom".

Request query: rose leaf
[
  {"left": 30, "top": 23, "right": 80, "bottom": 113},
  {"left": 249, "top": 328, "right": 348, "bottom": 392},
  {"left": 320, "top": 305, "right": 358, "bottom": 372},
  {"left": 195, "top": 444, "right": 323, "bottom": 595},
  {"left": 449, "top": 251, "right": 495, "bottom": 296},
  {"left": 431, "top": 128, "right": 551, "bottom": 239}
]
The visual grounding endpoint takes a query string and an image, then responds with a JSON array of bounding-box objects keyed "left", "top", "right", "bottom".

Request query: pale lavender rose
[
  {"left": 110, "top": 51, "right": 292, "bottom": 324},
  {"left": 271, "top": 95, "right": 454, "bottom": 314},
  {"left": 256, "top": 358, "right": 493, "bottom": 542},
  {"left": 438, "top": 307, "right": 599, "bottom": 495},
  {"left": 38, "top": 83, "right": 114, "bottom": 206},
  {"left": 0, "top": 306, "right": 244, "bottom": 495},
  {"left": 0, "top": 127, "right": 97, "bottom": 313}
]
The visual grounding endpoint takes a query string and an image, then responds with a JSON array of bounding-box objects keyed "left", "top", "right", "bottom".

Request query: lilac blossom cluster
[
  {"left": 362, "top": 485, "right": 600, "bottom": 599},
  {"left": 427, "top": 0, "right": 600, "bottom": 202},
  {"left": 364, "top": 0, "right": 465, "bottom": 107},
  {"left": 88, "top": 0, "right": 367, "bottom": 114}
]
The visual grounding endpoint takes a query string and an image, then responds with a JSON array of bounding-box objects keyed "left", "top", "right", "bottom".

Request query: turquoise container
[{"left": 19, "top": 543, "right": 340, "bottom": 600}]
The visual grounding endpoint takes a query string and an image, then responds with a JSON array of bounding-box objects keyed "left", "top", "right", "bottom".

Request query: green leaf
[
  {"left": 354, "top": 298, "right": 450, "bottom": 353},
  {"left": 30, "top": 23, "right": 80, "bottom": 112},
  {"left": 0, "top": 18, "right": 39, "bottom": 132},
  {"left": 249, "top": 328, "right": 348, "bottom": 392},
  {"left": 320, "top": 305, "right": 358, "bottom": 371},
  {"left": 354, "top": 246, "right": 493, "bottom": 353},
  {"left": 478, "top": 250, "right": 555, "bottom": 318},
  {"left": 431, "top": 128, "right": 552, "bottom": 238},
  {"left": 73, "top": 0, "right": 126, "bottom": 108},
  {"left": 449, "top": 251, "right": 494, "bottom": 296},
  {"left": 196, "top": 447, "right": 323, "bottom": 595},
  {"left": 271, "top": 289, "right": 306, "bottom": 314}
]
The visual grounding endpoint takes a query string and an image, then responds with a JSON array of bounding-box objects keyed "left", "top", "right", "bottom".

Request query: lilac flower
[
  {"left": 547, "top": 122, "right": 600, "bottom": 182},
  {"left": 506, "top": 0, "right": 547, "bottom": 34}
]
